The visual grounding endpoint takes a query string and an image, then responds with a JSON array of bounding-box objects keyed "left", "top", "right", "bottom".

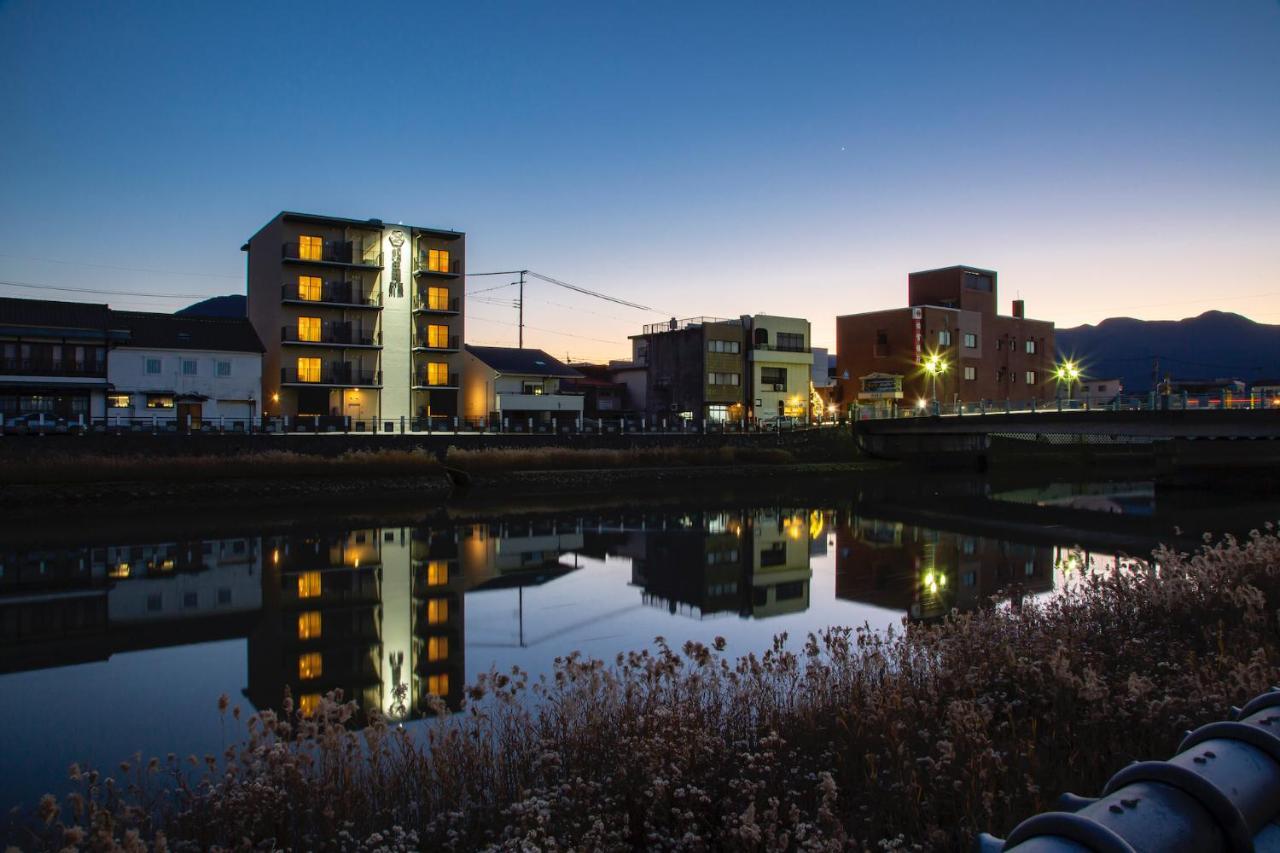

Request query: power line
[
  {"left": 465, "top": 313, "right": 622, "bottom": 345},
  {"left": 0, "top": 253, "right": 242, "bottom": 280},
  {"left": 526, "top": 271, "right": 666, "bottom": 314},
  {"left": 0, "top": 278, "right": 222, "bottom": 300}
]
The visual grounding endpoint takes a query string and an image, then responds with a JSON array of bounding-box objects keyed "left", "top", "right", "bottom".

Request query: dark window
[
  {"left": 183, "top": 592, "right": 198, "bottom": 608},
  {"left": 776, "top": 332, "right": 805, "bottom": 352},
  {"left": 760, "top": 367, "right": 786, "bottom": 388},
  {"left": 775, "top": 581, "right": 805, "bottom": 601},
  {"left": 754, "top": 328, "right": 769, "bottom": 347},
  {"left": 760, "top": 543, "right": 787, "bottom": 567},
  {"left": 963, "top": 272, "right": 993, "bottom": 292},
  {"left": 217, "top": 588, "right": 232, "bottom": 605}
]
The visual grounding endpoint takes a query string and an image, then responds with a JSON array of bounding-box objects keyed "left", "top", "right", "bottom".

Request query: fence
[
  {"left": 978, "top": 686, "right": 1280, "bottom": 851},
  {"left": 855, "top": 393, "right": 1280, "bottom": 421}
]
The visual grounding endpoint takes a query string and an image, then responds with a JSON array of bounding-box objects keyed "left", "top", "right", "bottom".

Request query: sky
[{"left": 1, "top": 0, "right": 1278, "bottom": 362}]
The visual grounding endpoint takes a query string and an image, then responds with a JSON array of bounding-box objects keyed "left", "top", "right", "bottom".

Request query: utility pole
[{"left": 517, "top": 269, "right": 526, "bottom": 348}]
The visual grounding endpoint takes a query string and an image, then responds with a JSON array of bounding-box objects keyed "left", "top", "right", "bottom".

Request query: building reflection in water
[{"left": 833, "top": 516, "right": 1055, "bottom": 620}]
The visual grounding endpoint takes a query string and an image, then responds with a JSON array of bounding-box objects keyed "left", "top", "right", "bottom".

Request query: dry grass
[
  {"left": 0, "top": 449, "right": 444, "bottom": 486},
  {"left": 18, "top": 528, "right": 1280, "bottom": 851},
  {"left": 445, "top": 445, "right": 795, "bottom": 472}
]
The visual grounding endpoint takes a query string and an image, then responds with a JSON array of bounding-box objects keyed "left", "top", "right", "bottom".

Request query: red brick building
[{"left": 835, "top": 265, "right": 1056, "bottom": 412}]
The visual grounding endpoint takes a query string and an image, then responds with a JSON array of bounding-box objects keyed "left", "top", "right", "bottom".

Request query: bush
[{"left": 19, "top": 528, "right": 1280, "bottom": 851}]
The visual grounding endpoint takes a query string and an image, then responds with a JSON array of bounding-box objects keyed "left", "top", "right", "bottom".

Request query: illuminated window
[
  {"left": 427, "top": 248, "right": 450, "bottom": 272},
  {"left": 298, "top": 693, "right": 321, "bottom": 717},
  {"left": 298, "top": 317, "right": 321, "bottom": 342},
  {"left": 1025, "top": 339, "right": 1037, "bottom": 354},
  {"left": 427, "top": 673, "right": 449, "bottom": 697},
  {"left": 298, "top": 571, "right": 322, "bottom": 598},
  {"left": 426, "top": 324, "right": 450, "bottom": 348},
  {"left": 299, "top": 235, "right": 323, "bottom": 261},
  {"left": 107, "top": 394, "right": 131, "bottom": 408},
  {"left": 298, "top": 652, "right": 323, "bottom": 680},
  {"left": 297, "top": 357, "right": 321, "bottom": 383},
  {"left": 426, "top": 287, "right": 450, "bottom": 310},
  {"left": 427, "top": 362, "right": 449, "bottom": 386},
  {"left": 1025, "top": 371, "right": 1037, "bottom": 384},
  {"left": 963, "top": 366, "right": 976, "bottom": 381},
  {"left": 963, "top": 333, "right": 977, "bottom": 349},
  {"left": 298, "top": 275, "right": 322, "bottom": 301},
  {"left": 147, "top": 394, "right": 175, "bottom": 409},
  {"left": 297, "top": 611, "right": 322, "bottom": 640},
  {"left": 427, "top": 636, "right": 449, "bottom": 661},
  {"left": 938, "top": 330, "right": 952, "bottom": 347},
  {"left": 426, "top": 561, "right": 448, "bottom": 585},
  {"left": 426, "top": 598, "right": 449, "bottom": 624}
]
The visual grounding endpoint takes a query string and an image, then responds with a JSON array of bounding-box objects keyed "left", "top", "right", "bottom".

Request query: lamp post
[
  {"left": 922, "top": 354, "right": 947, "bottom": 414},
  {"left": 1054, "top": 360, "right": 1081, "bottom": 405}
]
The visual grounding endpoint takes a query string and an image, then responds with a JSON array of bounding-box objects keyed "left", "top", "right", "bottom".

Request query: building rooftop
[
  {"left": 465, "top": 345, "right": 582, "bottom": 378},
  {"left": 110, "top": 311, "right": 266, "bottom": 353},
  {"left": 241, "top": 210, "right": 464, "bottom": 248},
  {"left": 0, "top": 296, "right": 116, "bottom": 330}
]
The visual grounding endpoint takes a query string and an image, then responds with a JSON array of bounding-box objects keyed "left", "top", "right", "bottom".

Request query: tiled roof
[
  {"left": 465, "top": 345, "right": 582, "bottom": 378},
  {"left": 0, "top": 297, "right": 114, "bottom": 329},
  {"left": 110, "top": 310, "right": 265, "bottom": 353}
]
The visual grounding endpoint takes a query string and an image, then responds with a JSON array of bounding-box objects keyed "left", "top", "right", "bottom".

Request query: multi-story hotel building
[
  {"left": 243, "top": 211, "right": 464, "bottom": 426},
  {"left": 836, "top": 265, "right": 1055, "bottom": 413}
]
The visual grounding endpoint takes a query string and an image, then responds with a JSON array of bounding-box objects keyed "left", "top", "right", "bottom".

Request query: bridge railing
[{"left": 855, "top": 393, "right": 1280, "bottom": 421}]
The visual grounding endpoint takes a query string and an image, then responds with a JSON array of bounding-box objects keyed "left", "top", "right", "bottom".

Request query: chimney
[{"left": 1012, "top": 299, "right": 1025, "bottom": 319}]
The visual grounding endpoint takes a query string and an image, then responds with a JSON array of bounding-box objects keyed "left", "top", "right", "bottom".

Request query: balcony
[
  {"left": 496, "top": 392, "right": 585, "bottom": 413},
  {"left": 281, "top": 282, "right": 381, "bottom": 309},
  {"left": 282, "top": 325, "right": 382, "bottom": 347},
  {"left": 413, "top": 254, "right": 462, "bottom": 277},
  {"left": 412, "top": 371, "right": 460, "bottom": 390},
  {"left": 282, "top": 242, "right": 382, "bottom": 269},
  {"left": 1, "top": 358, "right": 107, "bottom": 378},
  {"left": 412, "top": 333, "right": 460, "bottom": 352},
  {"left": 754, "top": 343, "right": 809, "bottom": 353},
  {"left": 412, "top": 290, "right": 460, "bottom": 314},
  {"left": 281, "top": 365, "right": 382, "bottom": 387}
]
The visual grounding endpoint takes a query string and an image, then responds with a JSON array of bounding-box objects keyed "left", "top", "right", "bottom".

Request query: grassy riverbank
[{"left": 17, "top": 529, "right": 1280, "bottom": 851}]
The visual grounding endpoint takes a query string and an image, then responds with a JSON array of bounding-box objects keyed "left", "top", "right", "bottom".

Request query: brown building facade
[{"left": 835, "top": 265, "right": 1055, "bottom": 412}]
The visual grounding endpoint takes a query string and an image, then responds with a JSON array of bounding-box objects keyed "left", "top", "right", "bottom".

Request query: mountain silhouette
[
  {"left": 176, "top": 294, "right": 246, "bottom": 318},
  {"left": 1056, "top": 311, "right": 1280, "bottom": 392}
]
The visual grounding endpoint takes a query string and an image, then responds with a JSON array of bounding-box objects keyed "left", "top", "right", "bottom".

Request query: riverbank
[{"left": 13, "top": 530, "right": 1280, "bottom": 851}]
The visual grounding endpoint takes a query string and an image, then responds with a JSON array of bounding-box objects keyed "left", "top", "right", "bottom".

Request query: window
[
  {"left": 216, "top": 361, "right": 231, "bottom": 377},
  {"left": 182, "top": 359, "right": 197, "bottom": 376},
  {"left": 427, "top": 248, "right": 450, "bottom": 272},
  {"left": 427, "top": 636, "right": 449, "bottom": 662},
  {"left": 427, "top": 673, "right": 449, "bottom": 697},
  {"left": 299, "top": 235, "right": 323, "bottom": 261},
  {"left": 298, "top": 571, "right": 322, "bottom": 598},
  {"left": 938, "top": 330, "right": 952, "bottom": 347},
  {"left": 146, "top": 358, "right": 162, "bottom": 374},
  {"left": 426, "top": 324, "right": 450, "bottom": 348},
  {"left": 298, "top": 275, "right": 322, "bottom": 301},
  {"left": 963, "top": 272, "right": 993, "bottom": 292},
  {"left": 522, "top": 381, "right": 544, "bottom": 395},
  {"left": 1025, "top": 339, "right": 1037, "bottom": 354},
  {"left": 707, "top": 339, "right": 740, "bottom": 354},
  {"left": 776, "top": 332, "right": 805, "bottom": 352},
  {"left": 146, "top": 394, "right": 174, "bottom": 409},
  {"left": 426, "top": 286, "right": 450, "bottom": 310},
  {"left": 707, "top": 404, "right": 730, "bottom": 422},
  {"left": 298, "top": 317, "right": 321, "bottom": 342},
  {"left": 217, "top": 588, "right": 232, "bottom": 605},
  {"left": 963, "top": 333, "right": 977, "bottom": 349},
  {"left": 297, "top": 357, "right": 321, "bottom": 383},
  {"left": 1025, "top": 371, "right": 1037, "bottom": 384},
  {"left": 297, "top": 611, "right": 322, "bottom": 640},
  {"left": 427, "top": 362, "right": 449, "bottom": 385},
  {"left": 182, "top": 592, "right": 198, "bottom": 608},
  {"left": 298, "top": 694, "right": 321, "bottom": 717},
  {"left": 707, "top": 372, "right": 740, "bottom": 386},
  {"left": 996, "top": 339, "right": 1003, "bottom": 351},
  {"left": 108, "top": 394, "right": 131, "bottom": 408},
  {"left": 963, "top": 366, "right": 976, "bottom": 381},
  {"left": 427, "top": 598, "right": 449, "bottom": 624},
  {"left": 760, "top": 366, "right": 786, "bottom": 389},
  {"left": 298, "top": 652, "right": 323, "bottom": 680},
  {"left": 425, "top": 561, "right": 448, "bottom": 585}
]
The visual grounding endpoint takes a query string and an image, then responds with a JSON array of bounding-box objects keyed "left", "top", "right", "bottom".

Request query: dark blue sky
[{"left": 2, "top": 1, "right": 1277, "bottom": 359}]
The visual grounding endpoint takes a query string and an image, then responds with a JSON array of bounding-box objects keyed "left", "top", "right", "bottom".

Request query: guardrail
[
  {"left": 856, "top": 393, "right": 1280, "bottom": 420},
  {"left": 978, "top": 686, "right": 1280, "bottom": 852}
]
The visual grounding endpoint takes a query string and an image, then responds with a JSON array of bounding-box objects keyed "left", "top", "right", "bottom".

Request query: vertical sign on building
[{"left": 912, "top": 307, "right": 923, "bottom": 364}]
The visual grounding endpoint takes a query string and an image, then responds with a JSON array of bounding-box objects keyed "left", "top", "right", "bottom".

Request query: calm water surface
[{"left": 3, "top": 475, "right": 1276, "bottom": 813}]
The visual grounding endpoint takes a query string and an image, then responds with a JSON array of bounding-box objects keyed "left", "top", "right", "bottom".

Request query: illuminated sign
[{"left": 388, "top": 230, "right": 405, "bottom": 298}]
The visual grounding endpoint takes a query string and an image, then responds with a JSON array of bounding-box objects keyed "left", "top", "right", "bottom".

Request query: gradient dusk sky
[{"left": 2, "top": 1, "right": 1277, "bottom": 361}]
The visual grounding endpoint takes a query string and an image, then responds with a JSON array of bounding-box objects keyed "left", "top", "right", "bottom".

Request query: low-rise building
[
  {"left": 746, "top": 314, "right": 812, "bottom": 422},
  {"left": 106, "top": 311, "right": 264, "bottom": 427},
  {"left": 559, "top": 362, "right": 630, "bottom": 417},
  {"left": 461, "top": 346, "right": 584, "bottom": 428},
  {"left": 836, "top": 265, "right": 1056, "bottom": 413},
  {"left": 0, "top": 297, "right": 129, "bottom": 423}
]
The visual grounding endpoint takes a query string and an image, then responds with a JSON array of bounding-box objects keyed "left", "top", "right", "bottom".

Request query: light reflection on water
[{"left": 1, "top": 478, "right": 1275, "bottom": 813}]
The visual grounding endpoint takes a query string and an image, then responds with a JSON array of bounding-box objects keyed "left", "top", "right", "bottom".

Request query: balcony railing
[
  {"left": 412, "top": 292, "right": 460, "bottom": 313},
  {"left": 413, "top": 255, "right": 462, "bottom": 276},
  {"left": 281, "top": 365, "right": 381, "bottom": 386},
  {"left": 413, "top": 371, "right": 460, "bottom": 389},
  {"left": 281, "top": 282, "right": 381, "bottom": 308},
  {"left": 754, "top": 343, "right": 810, "bottom": 353},
  {"left": 412, "top": 333, "right": 460, "bottom": 351},
  {"left": 1, "top": 358, "right": 106, "bottom": 377},
  {"left": 283, "top": 242, "right": 382, "bottom": 268},
  {"left": 282, "top": 325, "right": 382, "bottom": 347}
]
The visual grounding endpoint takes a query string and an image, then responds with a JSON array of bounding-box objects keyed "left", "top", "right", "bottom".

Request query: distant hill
[
  {"left": 1056, "top": 311, "right": 1280, "bottom": 392},
  {"left": 177, "top": 294, "right": 246, "bottom": 318}
]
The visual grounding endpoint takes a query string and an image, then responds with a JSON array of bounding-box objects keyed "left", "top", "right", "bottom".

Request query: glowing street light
[
  {"left": 920, "top": 353, "right": 948, "bottom": 411},
  {"left": 1054, "top": 359, "right": 1082, "bottom": 401}
]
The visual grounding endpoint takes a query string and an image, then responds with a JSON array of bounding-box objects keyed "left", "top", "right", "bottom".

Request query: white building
[
  {"left": 462, "top": 345, "right": 584, "bottom": 428},
  {"left": 747, "top": 314, "right": 813, "bottom": 422},
  {"left": 107, "top": 311, "right": 264, "bottom": 427}
]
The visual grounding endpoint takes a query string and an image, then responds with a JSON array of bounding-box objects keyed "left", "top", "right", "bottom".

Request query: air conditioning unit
[{"left": 772, "top": 383, "right": 786, "bottom": 392}]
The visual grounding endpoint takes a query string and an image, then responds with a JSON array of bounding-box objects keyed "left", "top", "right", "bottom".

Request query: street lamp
[
  {"left": 1054, "top": 360, "right": 1082, "bottom": 402},
  {"left": 922, "top": 353, "right": 948, "bottom": 412}
]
